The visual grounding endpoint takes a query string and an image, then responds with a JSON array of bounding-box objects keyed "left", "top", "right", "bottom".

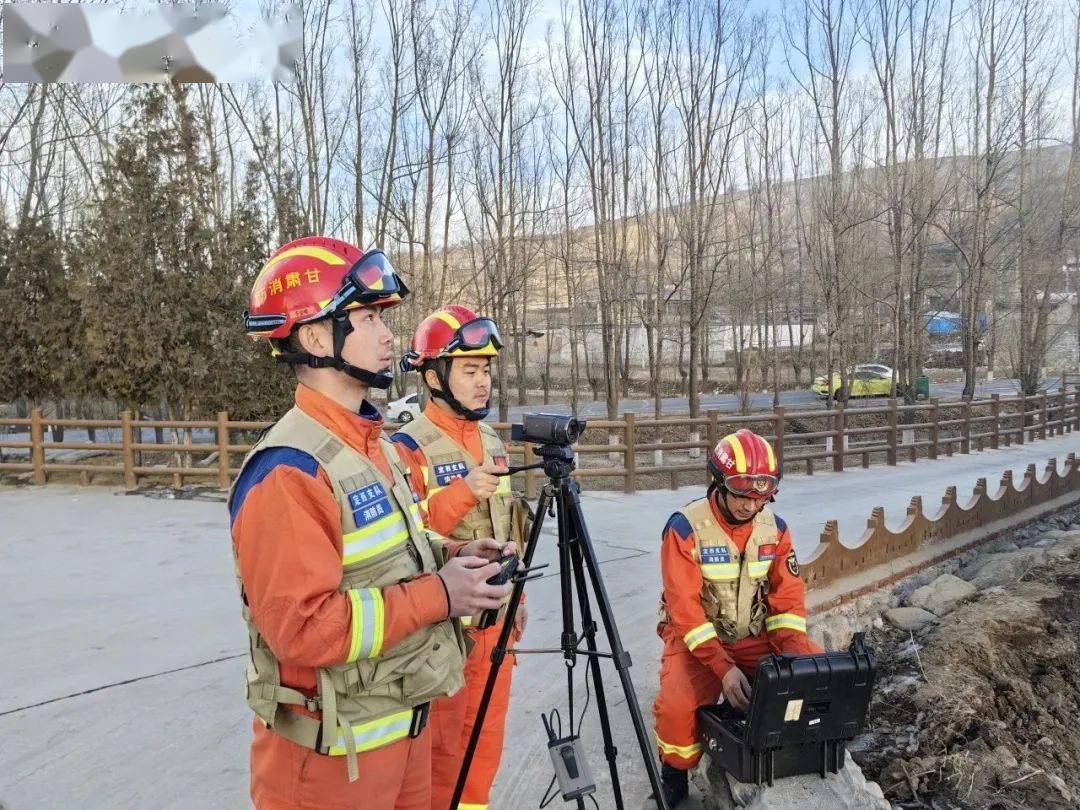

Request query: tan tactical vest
[
  {"left": 666, "top": 497, "right": 780, "bottom": 643},
  {"left": 228, "top": 406, "right": 466, "bottom": 781},
  {"left": 397, "top": 412, "right": 526, "bottom": 626}
]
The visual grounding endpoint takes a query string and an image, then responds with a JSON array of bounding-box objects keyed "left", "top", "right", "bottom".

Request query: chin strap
[
  {"left": 426, "top": 359, "right": 490, "bottom": 421},
  {"left": 274, "top": 311, "right": 393, "bottom": 390}
]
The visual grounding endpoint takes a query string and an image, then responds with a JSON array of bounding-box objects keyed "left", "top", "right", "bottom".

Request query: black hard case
[{"left": 696, "top": 635, "right": 876, "bottom": 786}]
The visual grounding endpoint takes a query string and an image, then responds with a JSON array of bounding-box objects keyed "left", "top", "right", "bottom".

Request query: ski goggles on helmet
[
  {"left": 312, "top": 250, "right": 409, "bottom": 321},
  {"left": 445, "top": 317, "right": 503, "bottom": 354},
  {"left": 723, "top": 473, "right": 779, "bottom": 499}
]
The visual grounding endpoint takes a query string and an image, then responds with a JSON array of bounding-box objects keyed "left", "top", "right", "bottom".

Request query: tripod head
[{"left": 533, "top": 443, "right": 577, "bottom": 480}]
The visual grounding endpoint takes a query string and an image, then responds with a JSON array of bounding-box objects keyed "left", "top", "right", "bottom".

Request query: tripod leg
[
  {"left": 450, "top": 486, "right": 552, "bottom": 810},
  {"left": 556, "top": 474, "right": 579, "bottom": 726},
  {"left": 564, "top": 482, "right": 669, "bottom": 810},
  {"left": 562, "top": 486, "right": 625, "bottom": 810}
]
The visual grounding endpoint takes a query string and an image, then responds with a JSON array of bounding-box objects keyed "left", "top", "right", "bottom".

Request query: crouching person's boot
[{"left": 648, "top": 763, "right": 689, "bottom": 808}]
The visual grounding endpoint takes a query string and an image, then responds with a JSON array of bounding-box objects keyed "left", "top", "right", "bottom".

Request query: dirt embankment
[{"left": 850, "top": 508, "right": 1080, "bottom": 809}]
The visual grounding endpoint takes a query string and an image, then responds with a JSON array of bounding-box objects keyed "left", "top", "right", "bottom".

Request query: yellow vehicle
[{"left": 811, "top": 364, "right": 898, "bottom": 399}]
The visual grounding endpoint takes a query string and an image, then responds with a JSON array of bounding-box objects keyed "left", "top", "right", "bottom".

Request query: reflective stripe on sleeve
[
  {"left": 346, "top": 588, "right": 386, "bottom": 662},
  {"left": 682, "top": 622, "right": 719, "bottom": 651},
  {"left": 765, "top": 613, "right": 807, "bottom": 633}
]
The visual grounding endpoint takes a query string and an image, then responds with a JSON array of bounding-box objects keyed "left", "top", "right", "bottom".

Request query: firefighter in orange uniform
[
  {"left": 230, "top": 239, "right": 515, "bottom": 809},
  {"left": 393, "top": 306, "right": 527, "bottom": 810},
  {"left": 651, "top": 429, "right": 822, "bottom": 807}
]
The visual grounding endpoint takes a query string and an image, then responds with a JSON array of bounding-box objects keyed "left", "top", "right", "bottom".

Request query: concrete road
[
  {"left": 491, "top": 377, "right": 1056, "bottom": 421},
  {"left": 1, "top": 431, "right": 1076, "bottom": 808}
]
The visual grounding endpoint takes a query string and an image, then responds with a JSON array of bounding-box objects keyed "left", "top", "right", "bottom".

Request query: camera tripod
[{"left": 450, "top": 443, "right": 669, "bottom": 810}]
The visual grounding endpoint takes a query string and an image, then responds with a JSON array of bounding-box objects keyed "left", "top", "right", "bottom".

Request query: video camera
[{"left": 510, "top": 413, "right": 585, "bottom": 446}]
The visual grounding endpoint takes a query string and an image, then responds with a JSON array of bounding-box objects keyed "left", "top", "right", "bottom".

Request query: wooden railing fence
[{"left": 2, "top": 388, "right": 1077, "bottom": 495}]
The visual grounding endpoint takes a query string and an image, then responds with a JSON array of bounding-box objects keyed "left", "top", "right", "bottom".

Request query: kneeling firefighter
[
  {"left": 230, "top": 239, "right": 514, "bottom": 809},
  {"left": 394, "top": 306, "right": 532, "bottom": 810},
  {"left": 651, "top": 429, "right": 822, "bottom": 807}
]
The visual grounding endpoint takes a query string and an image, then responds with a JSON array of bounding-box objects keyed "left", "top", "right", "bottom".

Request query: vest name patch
[
  {"left": 434, "top": 461, "right": 469, "bottom": 487},
  {"left": 700, "top": 546, "right": 732, "bottom": 565},
  {"left": 347, "top": 483, "right": 392, "bottom": 526},
  {"left": 758, "top": 544, "right": 777, "bottom": 560}
]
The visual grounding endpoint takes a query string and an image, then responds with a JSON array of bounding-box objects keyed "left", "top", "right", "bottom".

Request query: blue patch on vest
[
  {"left": 347, "top": 483, "right": 392, "bottom": 526},
  {"left": 775, "top": 515, "right": 788, "bottom": 534},
  {"left": 664, "top": 513, "right": 694, "bottom": 542},
  {"left": 391, "top": 432, "right": 420, "bottom": 452},
  {"left": 229, "top": 447, "right": 319, "bottom": 527},
  {"left": 700, "top": 546, "right": 732, "bottom": 565},
  {"left": 433, "top": 461, "right": 469, "bottom": 487}
]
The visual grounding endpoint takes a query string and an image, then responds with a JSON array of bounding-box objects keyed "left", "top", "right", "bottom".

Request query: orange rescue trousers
[
  {"left": 249, "top": 717, "right": 432, "bottom": 809},
  {"left": 652, "top": 631, "right": 775, "bottom": 771},
  {"left": 430, "top": 620, "right": 519, "bottom": 810}
]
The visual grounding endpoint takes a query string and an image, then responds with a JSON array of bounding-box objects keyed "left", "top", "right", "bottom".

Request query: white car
[{"left": 387, "top": 393, "right": 421, "bottom": 423}]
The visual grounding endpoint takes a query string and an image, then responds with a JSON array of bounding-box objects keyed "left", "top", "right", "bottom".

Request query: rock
[
  {"left": 1033, "top": 538, "right": 1056, "bottom": 547},
  {"left": 807, "top": 614, "right": 854, "bottom": 651},
  {"left": 1042, "top": 529, "right": 1068, "bottom": 539},
  {"left": 906, "top": 574, "right": 977, "bottom": 616},
  {"left": 1015, "top": 531, "right": 1047, "bottom": 548},
  {"left": 967, "top": 549, "right": 1048, "bottom": 589},
  {"left": 1047, "top": 772, "right": 1074, "bottom": 804},
  {"left": 985, "top": 538, "right": 1021, "bottom": 554},
  {"left": 991, "top": 745, "right": 1018, "bottom": 770},
  {"left": 883, "top": 607, "right": 936, "bottom": 631},
  {"left": 872, "top": 616, "right": 884, "bottom": 630},
  {"left": 1046, "top": 537, "right": 1080, "bottom": 560},
  {"left": 707, "top": 752, "right": 890, "bottom": 809}
]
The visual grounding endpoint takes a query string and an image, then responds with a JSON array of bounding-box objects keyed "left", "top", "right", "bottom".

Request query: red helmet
[
  {"left": 399, "top": 305, "right": 502, "bottom": 421},
  {"left": 399, "top": 305, "right": 502, "bottom": 369},
  {"left": 244, "top": 236, "right": 407, "bottom": 341},
  {"left": 243, "top": 236, "right": 409, "bottom": 390},
  {"left": 707, "top": 429, "right": 780, "bottom": 500}
]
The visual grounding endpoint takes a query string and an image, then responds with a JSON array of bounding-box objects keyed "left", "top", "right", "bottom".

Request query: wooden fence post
[
  {"left": 30, "top": 408, "right": 46, "bottom": 485},
  {"left": 887, "top": 398, "right": 898, "bottom": 465},
  {"left": 706, "top": 410, "right": 719, "bottom": 452},
  {"left": 121, "top": 409, "right": 136, "bottom": 489},
  {"left": 1018, "top": 396, "right": 1027, "bottom": 444},
  {"left": 991, "top": 394, "right": 1000, "bottom": 449},
  {"left": 624, "top": 412, "right": 636, "bottom": 494},
  {"left": 962, "top": 399, "right": 971, "bottom": 454},
  {"left": 773, "top": 406, "right": 785, "bottom": 471},
  {"left": 833, "top": 406, "right": 846, "bottom": 472},
  {"left": 217, "top": 411, "right": 231, "bottom": 490},
  {"left": 929, "top": 398, "right": 939, "bottom": 460},
  {"left": 1075, "top": 388, "right": 1080, "bottom": 431},
  {"left": 1041, "top": 392, "right": 1049, "bottom": 439}
]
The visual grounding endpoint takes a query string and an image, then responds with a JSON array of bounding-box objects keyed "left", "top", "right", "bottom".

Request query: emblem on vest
[
  {"left": 786, "top": 551, "right": 800, "bottom": 576},
  {"left": 701, "top": 546, "right": 732, "bottom": 565},
  {"left": 758, "top": 544, "right": 777, "bottom": 561},
  {"left": 348, "top": 482, "right": 392, "bottom": 526},
  {"left": 434, "top": 461, "right": 469, "bottom": 487}
]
